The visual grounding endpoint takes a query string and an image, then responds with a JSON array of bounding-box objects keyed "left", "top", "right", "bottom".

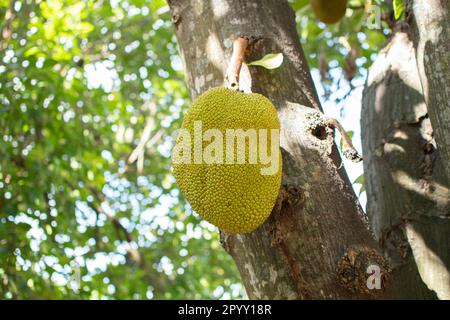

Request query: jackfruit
[
  {"left": 172, "top": 87, "right": 282, "bottom": 234},
  {"left": 310, "top": 0, "right": 347, "bottom": 24}
]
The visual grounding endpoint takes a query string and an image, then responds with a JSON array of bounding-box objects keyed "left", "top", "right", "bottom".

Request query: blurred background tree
[{"left": 0, "top": 0, "right": 396, "bottom": 299}]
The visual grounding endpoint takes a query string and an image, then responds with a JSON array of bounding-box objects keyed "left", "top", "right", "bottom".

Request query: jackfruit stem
[
  {"left": 225, "top": 37, "right": 249, "bottom": 91},
  {"left": 326, "top": 117, "right": 363, "bottom": 163}
]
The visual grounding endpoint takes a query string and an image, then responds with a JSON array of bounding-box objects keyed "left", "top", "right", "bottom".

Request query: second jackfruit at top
[{"left": 310, "top": 0, "right": 347, "bottom": 24}]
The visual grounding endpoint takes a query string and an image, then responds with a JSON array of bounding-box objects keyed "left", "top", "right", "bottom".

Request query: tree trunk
[
  {"left": 406, "top": 0, "right": 450, "bottom": 178},
  {"left": 362, "top": 25, "right": 450, "bottom": 300},
  {"left": 168, "top": 0, "right": 391, "bottom": 299}
]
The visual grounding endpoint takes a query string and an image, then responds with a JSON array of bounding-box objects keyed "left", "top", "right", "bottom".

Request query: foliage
[
  {"left": 0, "top": 0, "right": 398, "bottom": 299},
  {"left": 0, "top": 0, "right": 243, "bottom": 299},
  {"left": 393, "top": 0, "right": 405, "bottom": 20},
  {"left": 247, "top": 53, "right": 284, "bottom": 70},
  {"left": 290, "top": 0, "right": 395, "bottom": 104}
]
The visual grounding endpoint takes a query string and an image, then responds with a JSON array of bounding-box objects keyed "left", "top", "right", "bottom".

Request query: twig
[
  {"left": 224, "top": 37, "right": 249, "bottom": 90},
  {"left": 89, "top": 189, "right": 130, "bottom": 240},
  {"left": 133, "top": 129, "right": 164, "bottom": 173},
  {"left": 1, "top": 0, "right": 15, "bottom": 47},
  {"left": 146, "top": 129, "right": 163, "bottom": 149},
  {"left": 326, "top": 118, "right": 363, "bottom": 162},
  {"left": 348, "top": 5, "right": 365, "bottom": 10},
  {"left": 128, "top": 101, "right": 163, "bottom": 174},
  {"left": 89, "top": 187, "right": 141, "bottom": 264}
]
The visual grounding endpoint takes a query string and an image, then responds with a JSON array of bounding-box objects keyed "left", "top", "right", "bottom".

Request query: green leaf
[
  {"left": 24, "top": 47, "right": 40, "bottom": 57},
  {"left": 79, "top": 22, "right": 94, "bottom": 34},
  {"left": 353, "top": 174, "right": 365, "bottom": 197},
  {"left": 393, "top": 0, "right": 405, "bottom": 20},
  {"left": 247, "top": 53, "right": 284, "bottom": 70},
  {"left": 353, "top": 174, "right": 364, "bottom": 185},
  {"left": 290, "top": 0, "right": 309, "bottom": 11},
  {"left": 358, "top": 183, "right": 366, "bottom": 197}
]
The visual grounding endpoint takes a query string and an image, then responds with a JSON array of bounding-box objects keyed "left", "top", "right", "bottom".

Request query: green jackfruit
[
  {"left": 310, "top": 0, "right": 347, "bottom": 24},
  {"left": 172, "top": 87, "right": 282, "bottom": 234}
]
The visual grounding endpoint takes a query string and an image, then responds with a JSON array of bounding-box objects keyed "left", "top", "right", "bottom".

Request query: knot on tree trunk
[
  {"left": 336, "top": 245, "right": 391, "bottom": 296},
  {"left": 306, "top": 110, "right": 363, "bottom": 162}
]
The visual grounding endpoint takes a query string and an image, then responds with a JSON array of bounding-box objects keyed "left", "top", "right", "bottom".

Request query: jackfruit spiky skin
[
  {"left": 310, "top": 0, "right": 347, "bottom": 25},
  {"left": 172, "top": 87, "right": 282, "bottom": 234}
]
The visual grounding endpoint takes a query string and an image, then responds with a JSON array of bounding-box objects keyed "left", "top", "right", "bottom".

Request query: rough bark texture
[
  {"left": 168, "top": 0, "right": 390, "bottom": 299},
  {"left": 362, "top": 27, "right": 450, "bottom": 300},
  {"left": 406, "top": 0, "right": 450, "bottom": 178}
]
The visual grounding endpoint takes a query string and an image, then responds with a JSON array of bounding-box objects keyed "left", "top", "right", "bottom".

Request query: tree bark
[
  {"left": 362, "top": 25, "right": 450, "bottom": 300},
  {"left": 406, "top": 0, "right": 450, "bottom": 178},
  {"left": 168, "top": 0, "right": 391, "bottom": 299}
]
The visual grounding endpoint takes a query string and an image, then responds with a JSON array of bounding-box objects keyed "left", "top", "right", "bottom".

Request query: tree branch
[
  {"left": 88, "top": 187, "right": 141, "bottom": 264},
  {"left": 128, "top": 100, "right": 159, "bottom": 174},
  {"left": 326, "top": 117, "right": 363, "bottom": 162},
  {"left": 225, "top": 37, "right": 249, "bottom": 90},
  {"left": 1, "top": 0, "right": 15, "bottom": 47}
]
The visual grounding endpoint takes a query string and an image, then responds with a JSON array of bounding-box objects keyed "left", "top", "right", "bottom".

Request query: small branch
[
  {"left": 348, "top": 5, "right": 365, "bottom": 10},
  {"left": 89, "top": 187, "right": 141, "bottom": 264},
  {"left": 89, "top": 189, "right": 130, "bottom": 240},
  {"left": 224, "top": 37, "right": 249, "bottom": 90},
  {"left": 1, "top": 0, "right": 16, "bottom": 47},
  {"left": 128, "top": 101, "right": 162, "bottom": 174},
  {"left": 326, "top": 118, "right": 363, "bottom": 163},
  {"left": 146, "top": 129, "right": 163, "bottom": 149}
]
